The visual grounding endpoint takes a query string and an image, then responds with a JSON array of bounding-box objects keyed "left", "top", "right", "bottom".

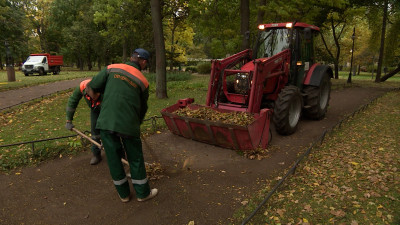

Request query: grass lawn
[
  {"left": 0, "top": 71, "right": 209, "bottom": 171},
  {"left": 0, "top": 67, "right": 99, "bottom": 91},
  {"left": 233, "top": 90, "right": 400, "bottom": 224}
]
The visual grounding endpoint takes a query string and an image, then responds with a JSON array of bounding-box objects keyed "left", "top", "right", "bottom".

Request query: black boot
[{"left": 90, "top": 154, "right": 102, "bottom": 165}]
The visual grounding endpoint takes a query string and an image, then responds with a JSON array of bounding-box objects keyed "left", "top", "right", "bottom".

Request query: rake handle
[{"left": 71, "top": 127, "right": 129, "bottom": 166}]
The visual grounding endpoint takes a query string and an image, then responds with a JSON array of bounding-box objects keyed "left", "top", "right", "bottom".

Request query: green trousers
[
  {"left": 90, "top": 109, "right": 101, "bottom": 156},
  {"left": 100, "top": 130, "right": 150, "bottom": 199}
]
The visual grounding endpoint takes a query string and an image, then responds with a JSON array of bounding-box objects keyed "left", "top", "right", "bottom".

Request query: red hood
[{"left": 240, "top": 58, "right": 269, "bottom": 71}]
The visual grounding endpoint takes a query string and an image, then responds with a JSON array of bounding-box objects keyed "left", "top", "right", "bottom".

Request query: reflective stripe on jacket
[{"left": 106, "top": 64, "right": 149, "bottom": 92}]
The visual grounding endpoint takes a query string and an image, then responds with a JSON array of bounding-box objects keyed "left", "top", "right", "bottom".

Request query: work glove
[{"left": 65, "top": 121, "right": 74, "bottom": 130}]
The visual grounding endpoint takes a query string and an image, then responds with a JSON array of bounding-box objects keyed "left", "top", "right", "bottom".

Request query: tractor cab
[{"left": 255, "top": 22, "right": 320, "bottom": 88}]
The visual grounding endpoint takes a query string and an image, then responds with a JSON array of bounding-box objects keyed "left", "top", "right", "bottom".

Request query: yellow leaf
[
  {"left": 378, "top": 147, "right": 384, "bottom": 151},
  {"left": 350, "top": 162, "right": 359, "bottom": 166},
  {"left": 156, "top": 131, "right": 161, "bottom": 134},
  {"left": 188, "top": 221, "right": 195, "bottom": 225},
  {"left": 377, "top": 204, "right": 383, "bottom": 209},
  {"left": 303, "top": 218, "right": 309, "bottom": 222},
  {"left": 15, "top": 172, "right": 21, "bottom": 175}
]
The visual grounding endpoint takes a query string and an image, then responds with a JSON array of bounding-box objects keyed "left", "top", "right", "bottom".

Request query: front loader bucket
[{"left": 161, "top": 99, "right": 271, "bottom": 151}]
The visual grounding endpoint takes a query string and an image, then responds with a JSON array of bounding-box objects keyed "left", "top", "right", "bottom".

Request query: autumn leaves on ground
[{"left": 234, "top": 91, "right": 400, "bottom": 224}]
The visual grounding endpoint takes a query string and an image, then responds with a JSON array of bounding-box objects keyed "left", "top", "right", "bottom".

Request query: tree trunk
[
  {"left": 98, "top": 58, "right": 102, "bottom": 70},
  {"left": 380, "top": 65, "right": 400, "bottom": 82},
  {"left": 0, "top": 54, "right": 3, "bottom": 70},
  {"left": 331, "top": 18, "right": 343, "bottom": 79},
  {"left": 79, "top": 58, "right": 84, "bottom": 71},
  {"left": 170, "top": 23, "right": 176, "bottom": 71},
  {"left": 240, "top": 0, "right": 250, "bottom": 50},
  {"left": 151, "top": 0, "right": 167, "bottom": 99},
  {"left": 256, "top": 0, "right": 267, "bottom": 25},
  {"left": 375, "top": 0, "right": 388, "bottom": 83}
]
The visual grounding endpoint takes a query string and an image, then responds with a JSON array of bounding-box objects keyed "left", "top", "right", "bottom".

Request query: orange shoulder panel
[
  {"left": 80, "top": 79, "right": 91, "bottom": 93},
  {"left": 107, "top": 64, "right": 149, "bottom": 88}
]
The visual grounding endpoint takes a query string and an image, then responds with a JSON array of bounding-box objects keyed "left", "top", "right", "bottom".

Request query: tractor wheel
[
  {"left": 303, "top": 72, "right": 331, "bottom": 120},
  {"left": 273, "top": 86, "right": 302, "bottom": 135}
]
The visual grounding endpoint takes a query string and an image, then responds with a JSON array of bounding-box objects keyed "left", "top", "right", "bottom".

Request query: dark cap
[{"left": 133, "top": 48, "right": 150, "bottom": 60}]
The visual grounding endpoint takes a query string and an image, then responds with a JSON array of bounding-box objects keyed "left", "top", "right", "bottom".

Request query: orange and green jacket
[
  {"left": 88, "top": 62, "right": 149, "bottom": 137},
  {"left": 66, "top": 79, "right": 101, "bottom": 121}
]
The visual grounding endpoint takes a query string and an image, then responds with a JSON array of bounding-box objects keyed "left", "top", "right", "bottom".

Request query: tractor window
[{"left": 256, "top": 29, "right": 292, "bottom": 58}]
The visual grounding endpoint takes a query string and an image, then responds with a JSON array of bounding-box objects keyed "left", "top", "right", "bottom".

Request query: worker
[
  {"left": 65, "top": 79, "right": 102, "bottom": 165},
  {"left": 87, "top": 48, "right": 158, "bottom": 203}
]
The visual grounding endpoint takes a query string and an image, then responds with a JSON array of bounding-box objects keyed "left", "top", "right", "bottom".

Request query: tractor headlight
[{"left": 234, "top": 73, "right": 250, "bottom": 95}]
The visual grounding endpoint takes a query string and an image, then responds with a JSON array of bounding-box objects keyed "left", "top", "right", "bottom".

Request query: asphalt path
[{"left": 0, "top": 78, "right": 89, "bottom": 111}]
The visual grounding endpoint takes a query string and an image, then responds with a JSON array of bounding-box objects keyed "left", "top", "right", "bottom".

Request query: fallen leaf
[
  {"left": 304, "top": 204, "right": 312, "bottom": 212},
  {"left": 330, "top": 209, "right": 346, "bottom": 217},
  {"left": 276, "top": 208, "right": 286, "bottom": 217},
  {"left": 187, "top": 221, "right": 195, "bottom": 225},
  {"left": 351, "top": 220, "right": 358, "bottom": 225}
]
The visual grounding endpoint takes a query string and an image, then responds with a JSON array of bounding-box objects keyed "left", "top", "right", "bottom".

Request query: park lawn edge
[{"left": 232, "top": 90, "right": 400, "bottom": 224}]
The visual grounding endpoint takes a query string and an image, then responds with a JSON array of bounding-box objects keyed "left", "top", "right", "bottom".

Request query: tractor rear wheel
[
  {"left": 273, "top": 86, "right": 302, "bottom": 135},
  {"left": 303, "top": 73, "right": 331, "bottom": 120}
]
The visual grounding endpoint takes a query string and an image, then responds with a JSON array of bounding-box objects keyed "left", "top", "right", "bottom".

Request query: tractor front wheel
[
  {"left": 303, "top": 72, "right": 331, "bottom": 120},
  {"left": 273, "top": 86, "right": 302, "bottom": 135}
]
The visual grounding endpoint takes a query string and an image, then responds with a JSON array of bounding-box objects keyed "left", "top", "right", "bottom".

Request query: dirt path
[{"left": 0, "top": 82, "right": 391, "bottom": 225}]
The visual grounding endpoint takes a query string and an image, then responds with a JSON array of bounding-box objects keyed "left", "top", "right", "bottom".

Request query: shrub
[
  {"left": 185, "top": 66, "right": 197, "bottom": 73},
  {"left": 197, "top": 62, "right": 212, "bottom": 74},
  {"left": 144, "top": 71, "right": 191, "bottom": 83}
]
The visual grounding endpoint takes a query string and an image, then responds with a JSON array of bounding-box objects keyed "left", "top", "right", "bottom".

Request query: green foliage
[
  {"left": 188, "top": 0, "right": 242, "bottom": 58},
  {"left": 0, "top": 0, "right": 28, "bottom": 63},
  {"left": 196, "top": 62, "right": 212, "bottom": 74},
  {"left": 185, "top": 66, "right": 197, "bottom": 73},
  {"left": 143, "top": 71, "right": 192, "bottom": 83}
]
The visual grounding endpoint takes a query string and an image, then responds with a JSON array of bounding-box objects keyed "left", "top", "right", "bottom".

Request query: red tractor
[{"left": 162, "top": 22, "right": 332, "bottom": 150}]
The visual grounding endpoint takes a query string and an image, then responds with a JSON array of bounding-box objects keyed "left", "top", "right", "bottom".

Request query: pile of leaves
[
  {"left": 175, "top": 107, "right": 255, "bottom": 126},
  {"left": 145, "top": 162, "right": 165, "bottom": 180}
]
